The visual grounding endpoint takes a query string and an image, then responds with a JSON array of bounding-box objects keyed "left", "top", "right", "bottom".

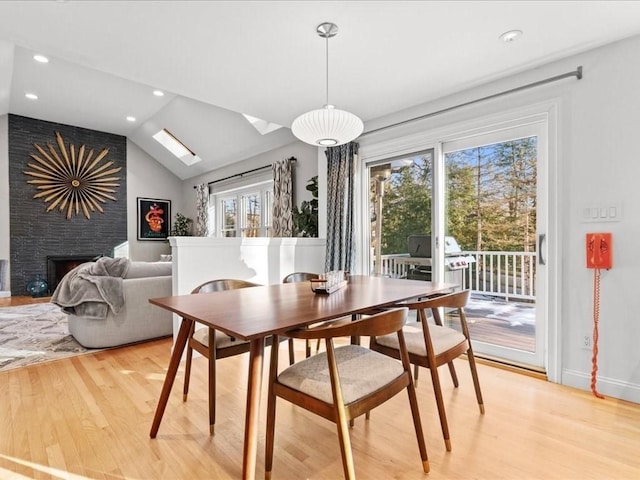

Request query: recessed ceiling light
[
  {"left": 499, "top": 30, "right": 523, "bottom": 43},
  {"left": 25, "top": 93, "right": 38, "bottom": 100},
  {"left": 33, "top": 54, "right": 49, "bottom": 63},
  {"left": 153, "top": 90, "right": 164, "bottom": 97},
  {"left": 126, "top": 116, "right": 136, "bottom": 122}
]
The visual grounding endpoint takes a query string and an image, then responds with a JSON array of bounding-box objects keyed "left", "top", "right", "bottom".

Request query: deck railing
[{"left": 378, "top": 250, "right": 536, "bottom": 301}]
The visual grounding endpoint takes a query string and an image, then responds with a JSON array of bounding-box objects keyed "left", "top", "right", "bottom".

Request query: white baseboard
[
  {"left": 562, "top": 369, "right": 640, "bottom": 404},
  {"left": 0, "top": 290, "right": 10, "bottom": 297}
]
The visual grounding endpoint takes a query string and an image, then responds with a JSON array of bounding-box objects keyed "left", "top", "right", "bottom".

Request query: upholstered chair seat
[
  {"left": 191, "top": 328, "right": 249, "bottom": 350},
  {"left": 277, "top": 345, "right": 404, "bottom": 405},
  {"left": 376, "top": 321, "right": 467, "bottom": 358}
]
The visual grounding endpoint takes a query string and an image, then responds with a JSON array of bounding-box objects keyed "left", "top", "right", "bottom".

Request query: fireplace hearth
[{"left": 47, "top": 254, "right": 103, "bottom": 294}]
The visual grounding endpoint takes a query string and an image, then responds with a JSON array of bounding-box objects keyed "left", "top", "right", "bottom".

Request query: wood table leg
[
  {"left": 242, "top": 338, "right": 265, "bottom": 480},
  {"left": 150, "top": 316, "right": 193, "bottom": 438}
]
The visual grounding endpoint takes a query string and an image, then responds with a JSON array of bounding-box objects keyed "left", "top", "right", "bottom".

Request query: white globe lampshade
[{"left": 291, "top": 105, "right": 364, "bottom": 147}]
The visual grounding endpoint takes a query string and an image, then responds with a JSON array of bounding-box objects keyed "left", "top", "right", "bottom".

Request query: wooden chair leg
[
  {"left": 183, "top": 321, "right": 196, "bottom": 401},
  {"left": 208, "top": 328, "right": 216, "bottom": 435},
  {"left": 325, "top": 339, "right": 356, "bottom": 478},
  {"left": 183, "top": 344, "right": 193, "bottom": 401},
  {"left": 265, "top": 335, "right": 280, "bottom": 480},
  {"left": 428, "top": 362, "right": 451, "bottom": 451},
  {"left": 335, "top": 415, "right": 356, "bottom": 479},
  {"left": 466, "top": 346, "right": 485, "bottom": 414},
  {"left": 413, "top": 364, "right": 420, "bottom": 385},
  {"left": 288, "top": 338, "right": 295, "bottom": 365},
  {"left": 405, "top": 377, "right": 430, "bottom": 473},
  {"left": 447, "top": 361, "right": 460, "bottom": 388},
  {"left": 305, "top": 339, "right": 311, "bottom": 358}
]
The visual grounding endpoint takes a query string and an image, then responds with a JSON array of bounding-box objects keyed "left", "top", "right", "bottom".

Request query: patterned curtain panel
[
  {"left": 325, "top": 142, "right": 358, "bottom": 272},
  {"left": 272, "top": 158, "right": 293, "bottom": 237},
  {"left": 194, "top": 183, "right": 209, "bottom": 237}
]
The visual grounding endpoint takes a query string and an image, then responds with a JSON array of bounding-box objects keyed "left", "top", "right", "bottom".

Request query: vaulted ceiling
[{"left": 2, "top": 1, "right": 640, "bottom": 180}]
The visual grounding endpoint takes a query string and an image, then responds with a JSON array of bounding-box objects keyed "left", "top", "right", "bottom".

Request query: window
[{"left": 210, "top": 180, "right": 273, "bottom": 237}]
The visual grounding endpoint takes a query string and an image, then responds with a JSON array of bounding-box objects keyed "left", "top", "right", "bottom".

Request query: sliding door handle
[{"left": 538, "top": 233, "right": 546, "bottom": 265}]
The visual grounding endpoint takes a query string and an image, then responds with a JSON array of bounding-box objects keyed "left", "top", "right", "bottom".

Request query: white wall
[
  {"left": 170, "top": 236, "right": 326, "bottom": 295},
  {"left": 359, "top": 35, "right": 640, "bottom": 403},
  {"left": 182, "top": 141, "right": 318, "bottom": 222},
  {"left": 168, "top": 236, "right": 326, "bottom": 338},
  {"left": 126, "top": 140, "right": 184, "bottom": 261}
]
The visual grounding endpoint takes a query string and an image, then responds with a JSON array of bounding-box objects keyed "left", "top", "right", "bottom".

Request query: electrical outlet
[{"left": 581, "top": 333, "right": 592, "bottom": 350}]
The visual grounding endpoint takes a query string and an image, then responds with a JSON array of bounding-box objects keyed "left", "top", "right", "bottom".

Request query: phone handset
[{"left": 586, "top": 233, "right": 612, "bottom": 269}]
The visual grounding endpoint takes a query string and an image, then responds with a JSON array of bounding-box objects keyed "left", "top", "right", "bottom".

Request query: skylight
[
  {"left": 152, "top": 129, "right": 202, "bottom": 166},
  {"left": 242, "top": 114, "right": 283, "bottom": 135}
]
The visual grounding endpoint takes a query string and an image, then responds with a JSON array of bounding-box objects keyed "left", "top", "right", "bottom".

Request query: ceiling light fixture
[
  {"left": 25, "top": 93, "right": 38, "bottom": 100},
  {"left": 291, "top": 22, "right": 363, "bottom": 147},
  {"left": 126, "top": 116, "right": 136, "bottom": 122},
  {"left": 152, "top": 128, "right": 202, "bottom": 166},
  {"left": 33, "top": 54, "right": 49, "bottom": 63},
  {"left": 499, "top": 29, "right": 523, "bottom": 43},
  {"left": 153, "top": 90, "right": 164, "bottom": 97}
]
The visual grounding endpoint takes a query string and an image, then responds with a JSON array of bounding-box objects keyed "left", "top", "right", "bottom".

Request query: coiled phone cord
[{"left": 591, "top": 268, "right": 605, "bottom": 399}]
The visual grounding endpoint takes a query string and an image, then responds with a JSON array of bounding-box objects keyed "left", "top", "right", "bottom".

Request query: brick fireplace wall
[{"left": 8, "top": 115, "right": 127, "bottom": 295}]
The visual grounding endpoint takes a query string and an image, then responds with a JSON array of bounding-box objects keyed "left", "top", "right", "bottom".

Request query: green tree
[
  {"left": 379, "top": 155, "right": 432, "bottom": 255},
  {"left": 376, "top": 136, "right": 537, "bottom": 256}
]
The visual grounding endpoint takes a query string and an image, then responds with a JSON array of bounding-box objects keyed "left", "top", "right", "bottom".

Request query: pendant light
[{"left": 291, "top": 22, "right": 363, "bottom": 147}]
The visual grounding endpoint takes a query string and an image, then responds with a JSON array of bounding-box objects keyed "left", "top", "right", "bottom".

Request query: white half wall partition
[{"left": 167, "top": 236, "right": 326, "bottom": 338}]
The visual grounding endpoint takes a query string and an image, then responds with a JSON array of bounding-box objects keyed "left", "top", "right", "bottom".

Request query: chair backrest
[
  {"left": 282, "top": 272, "right": 319, "bottom": 284},
  {"left": 286, "top": 307, "right": 409, "bottom": 340},
  {"left": 401, "top": 289, "right": 470, "bottom": 310},
  {"left": 192, "top": 279, "right": 260, "bottom": 294}
]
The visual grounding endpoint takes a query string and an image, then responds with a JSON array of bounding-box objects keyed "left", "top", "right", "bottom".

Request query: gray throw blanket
[{"left": 51, "top": 257, "right": 130, "bottom": 320}]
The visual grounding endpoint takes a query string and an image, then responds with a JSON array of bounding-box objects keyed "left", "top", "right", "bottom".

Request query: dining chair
[
  {"left": 369, "top": 289, "right": 484, "bottom": 452},
  {"left": 282, "top": 272, "right": 320, "bottom": 357},
  {"left": 265, "top": 307, "right": 429, "bottom": 480},
  {"left": 182, "top": 279, "right": 295, "bottom": 435}
]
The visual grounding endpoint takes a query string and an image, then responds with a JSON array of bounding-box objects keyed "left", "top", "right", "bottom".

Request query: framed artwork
[{"left": 137, "top": 198, "right": 171, "bottom": 241}]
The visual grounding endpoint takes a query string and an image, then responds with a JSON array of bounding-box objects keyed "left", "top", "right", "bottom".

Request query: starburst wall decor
[{"left": 23, "top": 132, "right": 122, "bottom": 220}]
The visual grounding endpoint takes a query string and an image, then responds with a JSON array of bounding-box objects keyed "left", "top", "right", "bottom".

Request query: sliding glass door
[
  {"left": 363, "top": 118, "right": 549, "bottom": 371},
  {"left": 442, "top": 122, "right": 546, "bottom": 369}
]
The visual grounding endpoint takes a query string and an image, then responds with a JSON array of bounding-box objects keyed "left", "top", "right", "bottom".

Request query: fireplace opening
[{"left": 47, "top": 254, "right": 104, "bottom": 294}]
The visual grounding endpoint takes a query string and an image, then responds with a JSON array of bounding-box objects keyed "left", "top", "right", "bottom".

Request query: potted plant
[
  {"left": 292, "top": 176, "right": 318, "bottom": 237},
  {"left": 170, "top": 212, "right": 193, "bottom": 236}
]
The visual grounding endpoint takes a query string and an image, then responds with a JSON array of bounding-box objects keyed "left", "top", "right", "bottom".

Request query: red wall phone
[
  {"left": 586, "top": 232, "right": 612, "bottom": 399},
  {"left": 586, "top": 232, "right": 612, "bottom": 269}
]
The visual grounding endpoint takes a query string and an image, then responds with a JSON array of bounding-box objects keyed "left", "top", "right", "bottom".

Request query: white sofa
[{"left": 67, "top": 261, "right": 173, "bottom": 348}]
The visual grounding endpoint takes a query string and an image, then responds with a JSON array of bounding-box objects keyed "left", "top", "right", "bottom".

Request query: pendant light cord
[{"left": 325, "top": 34, "right": 330, "bottom": 107}]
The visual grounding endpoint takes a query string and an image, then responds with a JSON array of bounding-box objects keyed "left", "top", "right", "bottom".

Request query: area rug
[{"left": 0, "top": 302, "right": 96, "bottom": 372}]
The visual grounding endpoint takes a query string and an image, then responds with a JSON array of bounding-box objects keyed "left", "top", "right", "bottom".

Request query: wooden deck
[{"left": 442, "top": 294, "right": 536, "bottom": 353}]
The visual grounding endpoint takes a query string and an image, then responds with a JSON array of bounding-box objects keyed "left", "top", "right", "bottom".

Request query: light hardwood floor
[{"left": 0, "top": 337, "right": 638, "bottom": 479}]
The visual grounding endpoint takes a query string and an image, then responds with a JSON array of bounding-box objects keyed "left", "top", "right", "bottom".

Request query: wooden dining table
[{"left": 148, "top": 275, "right": 456, "bottom": 480}]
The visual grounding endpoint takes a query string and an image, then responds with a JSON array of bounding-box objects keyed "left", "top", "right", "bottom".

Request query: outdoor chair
[
  {"left": 182, "top": 279, "right": 295, "bottom": 435},
  {"left": 265, "top": 307, "right": 429, "bottom": 479},
  {"left": 369, "top": 289, "right": 484, "bottom": 451}
]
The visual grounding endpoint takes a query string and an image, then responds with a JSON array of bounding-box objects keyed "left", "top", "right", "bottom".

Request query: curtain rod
[
  {"left": 361, "top": 66, "right": 583, "bottom": 137},
  {"left": 194, "top": 157, "right": 297, "bottom": 188}
]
